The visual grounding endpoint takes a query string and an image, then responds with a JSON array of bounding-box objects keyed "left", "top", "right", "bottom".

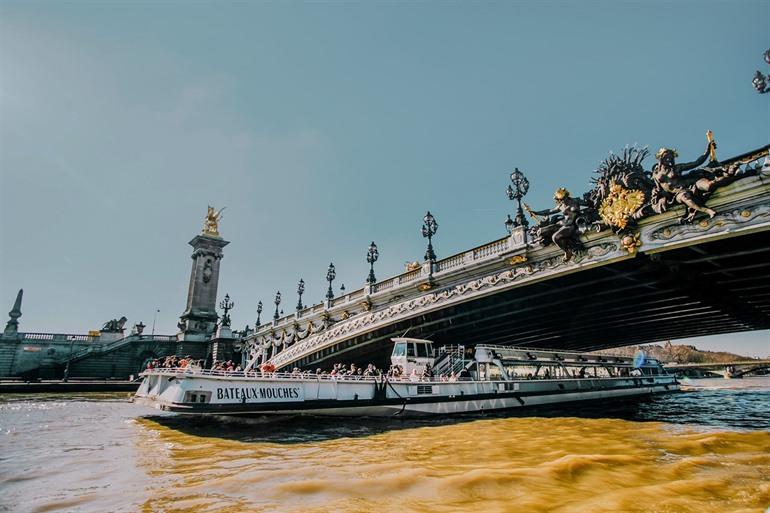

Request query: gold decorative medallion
[
  {"left": 507, "top": 255, "right": 528, "bottom": 265},
  {"left": 620, "top": 232, "right": 642, "bottom": 255},
  {"left": 417, "top": 282, "right": 434, "bottom": 292},
  {"left": 598, "top": 183, "right": 646, "bottom": 229},
  {"left": 741, "top": 210, "right": 751, "bottom": 218},
  {"left": 360, "top": 299, "right": 373, "bottom": 312}
]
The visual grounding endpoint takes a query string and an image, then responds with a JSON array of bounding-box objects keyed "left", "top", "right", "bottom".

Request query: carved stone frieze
[{"left": 646, "top": 204, "right": 770, "bottom": 243}]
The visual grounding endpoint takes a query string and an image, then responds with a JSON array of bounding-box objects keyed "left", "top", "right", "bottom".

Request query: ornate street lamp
[
  {"left": 366, "top": 241, "right": 379, "bottom": 284},
  {"left": 219, "top": 293, "right": 234, "bottom": 328},
  {"left": 340, "top": 284, "right": 346, "bottom": 294},
  {"left": 273, "top": 291, "right": 281, "bottom": 321},
  {"left": 325, "top": 263, "right": 336, "bottom": 301},
  {"left": 296, "top": 279, "right": 305, "bottom": 311},
  {"left": 506, "top": 167, "right": 530, "bottom": 228},
  {"left": 504, "top": 214, "right": 515, "bottom": 234},
  {"left": 422, "top": 211, "right": 438, "bottom": 263},
  {"left": 255, "top": 300, "right": 263, "bottom": 328},
  {"left": 751, "top": 49, "right": 770, "bottom": 94}
]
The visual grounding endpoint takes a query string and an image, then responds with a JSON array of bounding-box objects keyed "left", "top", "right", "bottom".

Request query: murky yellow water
[
  {"left": 133, "top": 416, "right": 770, "bottom": 513},
  {"left": 2, "top": 380, "right": 769, "bottom": 513}
]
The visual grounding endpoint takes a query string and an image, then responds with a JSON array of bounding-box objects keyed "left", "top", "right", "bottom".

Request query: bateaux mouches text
[{"left": 215, "top": 386, "right": 303, "bottom": 402}]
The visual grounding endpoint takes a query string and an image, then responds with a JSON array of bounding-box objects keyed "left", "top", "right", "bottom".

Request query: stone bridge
[{"left": 245, "top": 145, "right": 770, "bottom": 371}]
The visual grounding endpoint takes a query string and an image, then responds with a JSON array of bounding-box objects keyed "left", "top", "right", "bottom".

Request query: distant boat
[{"left": 132, "top": 339, "right": 678, "bottom": 417}]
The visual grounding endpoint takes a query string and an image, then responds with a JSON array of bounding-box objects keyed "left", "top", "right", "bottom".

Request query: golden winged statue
[{"left": 202, "top": 205, "right": 225, "bottom": 237}]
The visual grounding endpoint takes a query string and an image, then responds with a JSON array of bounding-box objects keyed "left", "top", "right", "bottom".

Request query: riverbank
[{"left": 0, "top": 379, "right": 139, "bottom": 393}]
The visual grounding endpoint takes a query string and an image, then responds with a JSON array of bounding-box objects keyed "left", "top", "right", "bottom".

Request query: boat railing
[
  {"left": 140, "top": 367, "right": 481, "bottom": 383},
  {"left": 143, "top": 368, "right": 384, "bottom": 382}
]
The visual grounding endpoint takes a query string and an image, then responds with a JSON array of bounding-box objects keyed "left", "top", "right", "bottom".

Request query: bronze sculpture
[
  {"left": 524, "top": 132, "right": 766, "bottom": 260},
  {"left": 529, "top": 188, "right": 592, "bottom": 261},
  {"left": 650, "top": 142, "right": 717, "bottom": 222},
  {"left": 101, "top": 316, "right": 127, "bottom": 332}
]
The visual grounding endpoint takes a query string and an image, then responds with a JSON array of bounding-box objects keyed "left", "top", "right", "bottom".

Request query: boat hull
[{"left": 133, "top": 371, "right": 678, "bottom": 418}]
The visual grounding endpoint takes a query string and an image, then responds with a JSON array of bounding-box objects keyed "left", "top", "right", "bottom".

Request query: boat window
[
  {"left": 393, "top": 343, "right": 406, "bottom": 357},
  {"left": 407, "top": 344, "right": 416, "bottom": 357},
  {"left": 416, "top": 343, "right": 429, "bottom": 358}
]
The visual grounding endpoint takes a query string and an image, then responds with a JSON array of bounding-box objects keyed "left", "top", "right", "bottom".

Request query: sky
[{"left": 0, "top": 0, "right": 768, "bottom": 357}]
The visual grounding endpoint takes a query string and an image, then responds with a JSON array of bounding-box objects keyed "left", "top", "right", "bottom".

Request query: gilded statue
[{"left": 203, "top": 206, "right": 225, "bottom": 237}]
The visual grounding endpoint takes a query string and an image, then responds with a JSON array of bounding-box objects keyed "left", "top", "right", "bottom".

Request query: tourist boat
[{"left": 132, "top": 338, "right": 678, "bottom": 417}]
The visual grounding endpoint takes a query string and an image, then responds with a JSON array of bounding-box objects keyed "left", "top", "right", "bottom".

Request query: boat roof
[
  {"left": 391, "top": 337, "right": 434, "bottom": 345},
  {"left": 476, "top": 345, "right": 660, "bottom": 366}
]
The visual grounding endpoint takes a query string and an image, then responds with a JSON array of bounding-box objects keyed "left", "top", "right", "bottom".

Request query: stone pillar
[
  {"left": 3, "top": 289, "right": 23, "bottom": 338},
  {"left": 509, "top": 225, "right": 528, "bottom": 249},
  {"left": 178, "top": 234, "right": 230, "bottom": 341}
]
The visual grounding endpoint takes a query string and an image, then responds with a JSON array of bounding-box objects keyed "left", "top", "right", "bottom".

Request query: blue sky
[{"left": 1, "top": 1, "right": 768, "bottom": 356}]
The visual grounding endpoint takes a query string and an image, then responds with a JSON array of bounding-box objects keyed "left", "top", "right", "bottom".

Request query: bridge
[
  {"left": 244, "top": 143, "right": 770, "bottom": 371},
  {"left": 664, "top": 360, "right": 770, "bottom": 378},
  {"left": 2, "top": 140, "right": 768, "bottom": 380}
]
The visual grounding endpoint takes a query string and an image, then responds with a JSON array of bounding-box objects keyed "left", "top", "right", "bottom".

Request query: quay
[{"left": 0, "top": 379, "right": 139, "bottom": 394}]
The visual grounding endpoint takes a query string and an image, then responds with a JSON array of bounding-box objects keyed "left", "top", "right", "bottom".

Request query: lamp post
[
  {"left": 151, "top": 308, "right": 159, "bottom": 336},
  {"left": 296, "top": 279, "right": 305, "bottom": 311},
  {"left": 255, "top": 301, "right": 262, "bottom": 328},
  {"left": 325, "top": 263, "right": 336, "bottom": 301},
  {"left": 504, "top": 214, "right": 515, "bottom": 234},
  {"left": 273, "top": 291, "right": 281, "bottom": 321},
  {"left": 366, "top": 241, "right": 379, "bottom": 285},
  {"left": 219, "top": 294, "right": 234, "bottom": 327},
  {"left": 751, "top": 49, "right": 770, "bottom": 94},
  {"left": 506, "top": 167, "right": 530, "bottom": 228},
  {"left": 422, "top": 211, "right": 438, "bottom": 263}
]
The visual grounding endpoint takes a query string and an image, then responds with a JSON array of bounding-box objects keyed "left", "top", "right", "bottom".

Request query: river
[{"left": 1, "top": 377, "right": 769, "bottom": 513}]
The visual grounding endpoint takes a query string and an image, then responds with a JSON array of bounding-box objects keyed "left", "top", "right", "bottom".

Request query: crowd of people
[
  {"left": 145, "top": 355, "right": 204, "bottom": 370},
  {"left": 262, "top": 361, "right": 460, "bottom": 382},
  {"left": 146, "top": 356, "right": 460, "bottom": 382},
  {"left": 145, "top": 356, "right": 241, "bottom": 373}
]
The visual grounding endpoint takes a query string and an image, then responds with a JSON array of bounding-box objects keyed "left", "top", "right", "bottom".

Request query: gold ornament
[
  {"left": 599, "top": 183, "right": 646, "bottom": 229},
  {"left": 620, "top": 232, "right": 642, "bottom": 255},
  {"left": 202, "top": 205, "right": 225, "bottom": 237},
  {"left": 655, "top": 147, "right": 678, "bottom": 160},
  {"left": 507, "top": 255, "right": 528, "bottom": 265}
]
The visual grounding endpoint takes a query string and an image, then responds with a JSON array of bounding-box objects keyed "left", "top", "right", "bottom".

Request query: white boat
[{"left": 132, "top": 338, "right": 679, "bottom": 417}]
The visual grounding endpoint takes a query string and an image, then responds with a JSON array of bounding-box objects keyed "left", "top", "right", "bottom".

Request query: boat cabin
[{"left": 391, "top": 337, "right": 435, "bottom": 376}]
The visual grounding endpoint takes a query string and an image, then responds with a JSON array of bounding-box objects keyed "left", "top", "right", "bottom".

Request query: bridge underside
[{"left": 295, "top": 230, "right": 770, "bottom": 369}]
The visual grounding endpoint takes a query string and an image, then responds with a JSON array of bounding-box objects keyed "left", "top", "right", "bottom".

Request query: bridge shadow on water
[{"left": 139, "top": 394, "right": 709, "bottom": 445}]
